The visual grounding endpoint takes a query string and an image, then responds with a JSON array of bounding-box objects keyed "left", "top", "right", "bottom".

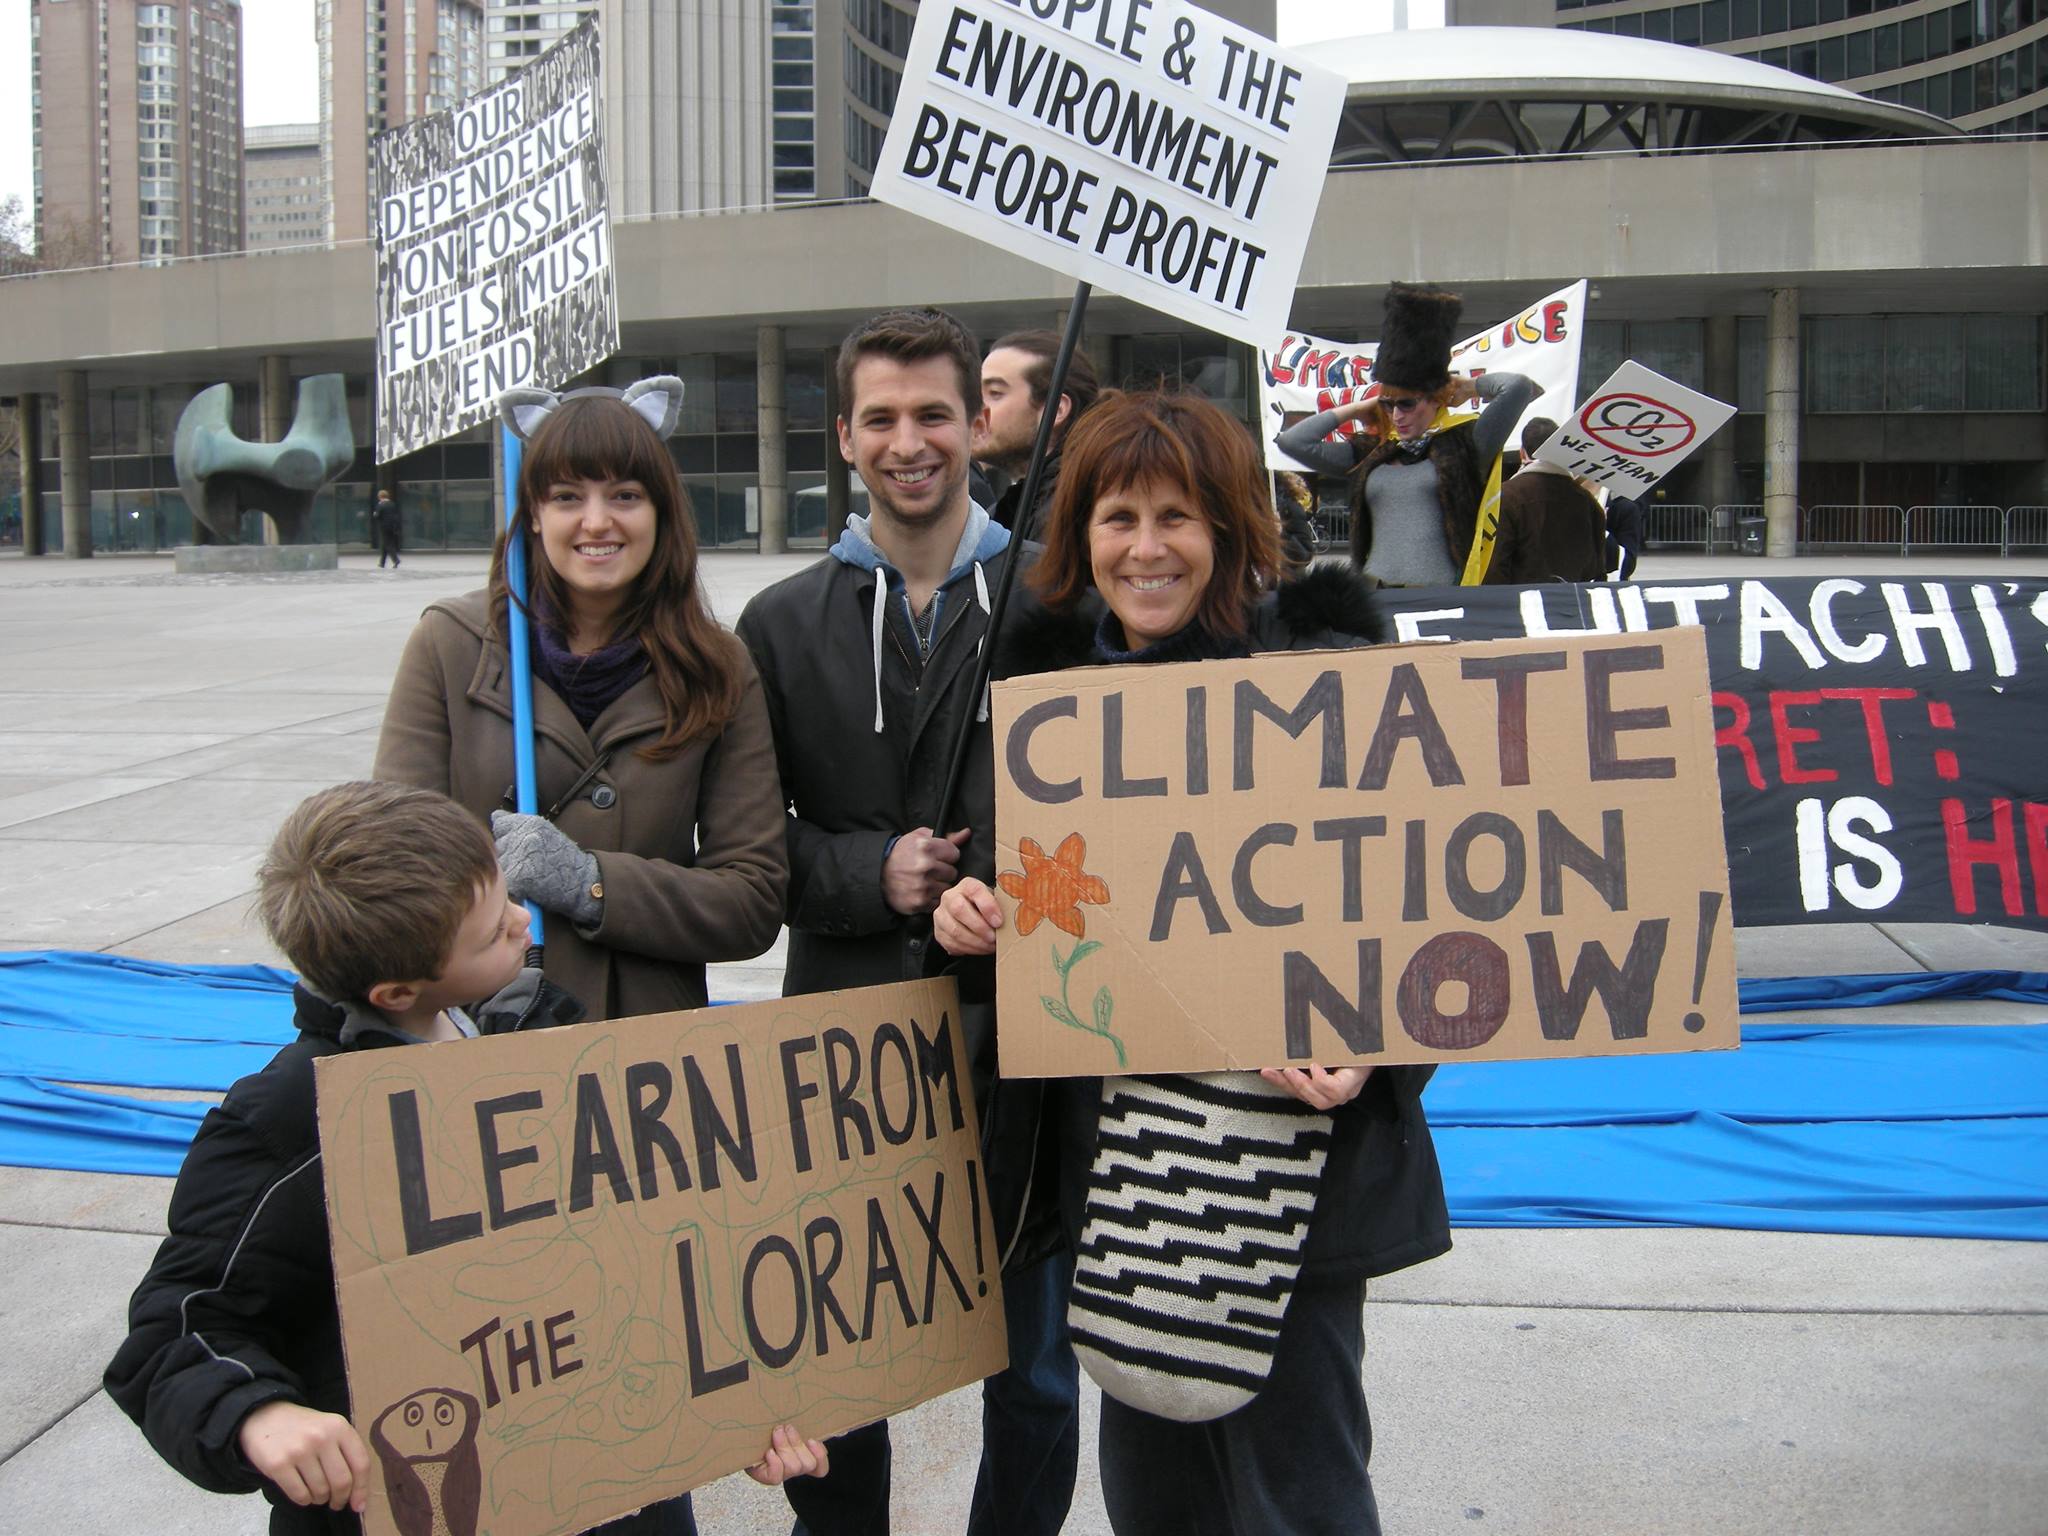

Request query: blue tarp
[{"left": 3, "top": 950, "right": 2046, "bottom": 1238}]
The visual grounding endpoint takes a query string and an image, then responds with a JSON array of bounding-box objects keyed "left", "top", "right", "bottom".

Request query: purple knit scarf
[{"left": 528, "top": 593, "right": 650, "bottom": 730}]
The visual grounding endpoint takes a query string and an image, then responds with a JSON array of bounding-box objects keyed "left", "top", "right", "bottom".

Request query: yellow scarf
[{"left": 1417, "top": 406, "right": 1506, "bottom": 585}]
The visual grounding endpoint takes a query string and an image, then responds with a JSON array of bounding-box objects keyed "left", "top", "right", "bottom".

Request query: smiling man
[{"left": 736, "top": 308, "right": 1080, "bottom": 1536}]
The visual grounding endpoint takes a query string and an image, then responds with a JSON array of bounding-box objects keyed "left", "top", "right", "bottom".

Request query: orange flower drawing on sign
[{"left": 998, "top": 833, "right": 1111, "bottom": 938}]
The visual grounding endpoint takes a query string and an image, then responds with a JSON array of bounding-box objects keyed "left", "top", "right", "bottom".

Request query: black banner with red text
[{"left": 1373, "top": 577, "right": 2048, "bottom": 930}]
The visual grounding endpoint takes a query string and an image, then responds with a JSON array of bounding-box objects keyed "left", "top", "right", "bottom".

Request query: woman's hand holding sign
[
  {"left": 935, "top": 876, "right": 1003, "bottom": 956},
  {"left": 1261, "top": 1064, "right": 1373, "bottom": 1111}
]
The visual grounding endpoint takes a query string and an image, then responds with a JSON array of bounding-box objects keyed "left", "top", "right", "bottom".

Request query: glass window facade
[
  {"left": 1804, "top": 313, "right": 2043, "bottom": 411},
  {"left": 1560, "top": 0, "right": 2048, "bottom": 127}
]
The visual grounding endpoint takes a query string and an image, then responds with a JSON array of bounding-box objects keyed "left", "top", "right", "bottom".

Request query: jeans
[
  {"left": 788, "top": 1253, "right": 1081, "bottom": 1536},
  {"left": 785, "top": 1419, "right": 891, "bottom": 1536},
  {"left": 1096, "top": 1279, "right": 1378, "bottom": 1536},
  {"left": 967, "top": 1251, "right": 1081, "bottom": 1536},
  {"left": 593, "top": 1494, "right": 696, "bottom": 1534}
]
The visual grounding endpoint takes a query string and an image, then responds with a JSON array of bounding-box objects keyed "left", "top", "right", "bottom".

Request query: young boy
[{"left": 105, "top": 781, "right": 825, "bottom": 1533}]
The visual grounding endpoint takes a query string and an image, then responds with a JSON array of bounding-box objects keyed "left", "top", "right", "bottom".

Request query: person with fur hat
[{"left": 1276, "top": 282, "right": 1540, "bottom": 586}]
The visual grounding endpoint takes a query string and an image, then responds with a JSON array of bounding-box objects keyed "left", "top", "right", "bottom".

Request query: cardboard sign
[
  {"left": 318, "top": 979, "right": 1006, "bottom": 1536},
  {"left": 1374, "top": 577, "right": 2048, "bottom": 932},
  {"left": 991, "top": 629, "right": 1738, "bottom": 1076},
  {"left": 1533, "top": 360, "right": 1735, "bottom": 496},
  {"left": 1260, "top": 280, "right": 1589, "bottom": 474},
  {"left": 866, "top": 0, "right": 1346, "bottom": 346},
  {"left": 374, "top": 18, "right": 617, "bottom": 462}
]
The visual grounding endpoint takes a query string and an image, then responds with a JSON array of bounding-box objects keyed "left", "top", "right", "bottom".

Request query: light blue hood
[{"left": 829, "top": 503, "right": 1011, "bottom": 731}]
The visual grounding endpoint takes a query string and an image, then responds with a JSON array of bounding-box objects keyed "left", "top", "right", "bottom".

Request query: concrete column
[
  {"left": 755, "top": 324, "right": 788, "bottom": 554},
  {"left": 259, "top": 355, "right": 292, "bottom": 441},
  {"left": 1703, "top": 314, "right": 1740, "bottom": 541},
  {"left": 259, "top": 356, "right": 291, "bottom": 544},
  {"left": 18, "top": 393, "right": 44, "bottom": 557},
  {"left": 58, "top": 370, "right": 92, "bottom": 559},
  {"left": 824, "top": 344, "right": 851, "bottom": 545},
  {"left": 1764, "top": 288, "right": 1800, "bottom": 558}
]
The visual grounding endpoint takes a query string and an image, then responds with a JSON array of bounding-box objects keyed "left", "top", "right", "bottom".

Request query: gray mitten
[{"left": 490, "top": 810, "right": 603, "bottom": 926}]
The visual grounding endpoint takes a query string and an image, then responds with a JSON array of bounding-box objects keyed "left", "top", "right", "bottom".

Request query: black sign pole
[{"left": 932, "top": 281, "right": 1093, "bottom": 834}]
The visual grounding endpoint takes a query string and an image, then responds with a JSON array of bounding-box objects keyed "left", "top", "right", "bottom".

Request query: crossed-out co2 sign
[
  {"left": 1582, "top": 391, "right": 1698, "bottom": 456},
  {"left": 1531, "top": 360, "right": 1736, "bottom": 495}
]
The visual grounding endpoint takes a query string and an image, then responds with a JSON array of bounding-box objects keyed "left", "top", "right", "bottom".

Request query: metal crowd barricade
[
  {"left": 1905, "top": 505, "right": 2007, "bottom": 554},
  {"left": 1799, "top": 504, "right": 1906, "bottom": 553},
  {"left": 2009, "top": 507, "right": 2048, "bottom": 556},
  {"left": 1640, "top": 502, "right": 1710, "bottom": 551},
  {"left": 1315, "top": 496, "right": 1352, "bottom": 553}
]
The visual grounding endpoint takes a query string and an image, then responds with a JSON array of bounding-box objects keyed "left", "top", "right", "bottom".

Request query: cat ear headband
[{"left": 497, "top": 376, "right": 685, "bottom": 441}]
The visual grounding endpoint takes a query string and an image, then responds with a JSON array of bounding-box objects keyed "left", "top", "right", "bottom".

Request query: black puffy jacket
[
  {"left": 104, "top": 977, "right": 581, "bottom": 1534},
  {"left": 990, "top": 564, "right": 1453, "bottom": 1285}
]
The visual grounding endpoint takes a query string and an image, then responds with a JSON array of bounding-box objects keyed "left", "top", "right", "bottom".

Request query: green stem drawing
[{"left": 1040, "top": 939, "right": 1124, "bottom": 1068}]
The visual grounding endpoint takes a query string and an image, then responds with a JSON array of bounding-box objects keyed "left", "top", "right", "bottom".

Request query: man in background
[
  {"left": 974, "top": 329, "right": 1100, "bottom": 535},
  {"left": 1485, "top": 417, "right": 1608, "bottom": 583}
]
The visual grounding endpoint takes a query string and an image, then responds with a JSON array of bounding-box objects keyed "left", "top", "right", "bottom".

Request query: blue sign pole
[{"left": 501, "top": 423, "right": 545, "bottom": 945}]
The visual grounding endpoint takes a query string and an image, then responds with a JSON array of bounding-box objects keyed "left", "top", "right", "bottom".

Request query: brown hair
[
  {"left": 836, "top": 307, "right": 981, "bottom": 421},
  {"left": 258, "top": 781, "right": 497, "bottom": 1002},
  {"left": 989, "top": 328, "right": 1100, "bottom": 434},
  {"left": 488, "top": 394, "right": 747, "bottom": 759},
  {"left": 1031, "top": 390, "right": 1281, "bottom": 640}
]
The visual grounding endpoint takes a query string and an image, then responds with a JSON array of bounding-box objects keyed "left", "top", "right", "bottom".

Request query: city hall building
[{"left": 2, "top": 23, "right": 2042, "bottom": 558}]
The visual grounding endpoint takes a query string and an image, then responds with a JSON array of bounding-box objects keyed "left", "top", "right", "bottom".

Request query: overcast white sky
[{"left": 0, "top": 0, "right": 1435, "bottom": 246}]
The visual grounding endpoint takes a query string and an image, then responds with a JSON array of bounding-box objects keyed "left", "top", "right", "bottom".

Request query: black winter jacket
[
  {"left": 735, "top": 522, "right": 1084, "bottom": 1268},
  {"left": 104, "top": 976, "right": 582, "bottom": 1534},
  {"left": 991, "top": 564, "right": 1453, "bottom": 1285}
]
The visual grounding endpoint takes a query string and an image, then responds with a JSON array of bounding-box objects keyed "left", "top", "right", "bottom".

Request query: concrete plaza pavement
[{"left": 1, "top": 547, "right": 2045, "bottom": 1535}]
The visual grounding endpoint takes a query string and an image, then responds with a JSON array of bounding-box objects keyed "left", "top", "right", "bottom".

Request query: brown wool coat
[{"left": 373, "top": 590, "right": 788, "bottom": 1022}]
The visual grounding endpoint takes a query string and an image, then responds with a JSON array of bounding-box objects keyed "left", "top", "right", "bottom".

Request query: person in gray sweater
[{"left": 1275, "top": 284, "right": 1539, "bottom": 587}]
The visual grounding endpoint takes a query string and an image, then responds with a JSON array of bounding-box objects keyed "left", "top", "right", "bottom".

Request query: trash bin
[{"left": 1737, "top": 515, "right": 1767, "bottom": 555}]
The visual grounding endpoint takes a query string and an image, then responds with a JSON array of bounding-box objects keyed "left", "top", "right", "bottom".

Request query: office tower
[
  {"left": 31, "top": 0, "right": 245, "bottom": 265},
  {"left": 317, "top": 0, "right": 486, "bottom": 241},
  {"left": 243, "top": 122, "right": 324, "bottom": 250}
]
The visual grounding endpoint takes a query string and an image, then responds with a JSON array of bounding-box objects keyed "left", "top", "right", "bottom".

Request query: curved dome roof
[{"left": 1317, "top": 26, "right": 1954, "bottom": 159}]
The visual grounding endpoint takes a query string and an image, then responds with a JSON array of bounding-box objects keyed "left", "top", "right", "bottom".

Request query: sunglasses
[{"left": 1385, "top": 396, "right": 1428, "bottom": 412}]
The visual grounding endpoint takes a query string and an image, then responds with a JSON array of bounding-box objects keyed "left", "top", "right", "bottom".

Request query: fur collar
[{"left": 994, "top": 565, "right": 1385, "bottom": 677}]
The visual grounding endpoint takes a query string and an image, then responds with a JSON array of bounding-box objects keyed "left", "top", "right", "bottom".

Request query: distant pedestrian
[{"left": 374, "top": 488, "right": 403, "bottom": 568}]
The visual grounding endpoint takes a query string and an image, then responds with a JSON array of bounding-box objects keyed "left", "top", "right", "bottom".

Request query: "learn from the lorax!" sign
[
  {"left": 318, "top": 978, "right": 1006, "bottom": 1536},
  {"left": 991, "top": 629, "right": 1740, "bottom": 1076}
]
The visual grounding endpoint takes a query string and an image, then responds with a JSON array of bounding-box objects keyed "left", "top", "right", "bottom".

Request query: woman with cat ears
[{"left": 375, "top": 377, "right": 789, "bottom": 1028}]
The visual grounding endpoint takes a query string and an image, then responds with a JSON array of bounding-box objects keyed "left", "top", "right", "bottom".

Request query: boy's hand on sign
[
  {"left": 1261, "top": 1064, "right": 1373, "bottom": 1111},
  {"left": 237, "top": 1401, "right": 372, "bottom": 1513},
  {"left": 884, "top": 827, "right": 971, "bottom": 915},
  {"left": 934, "top": 877, "right": 1004, "bottom": 956},
  {"left": 747, "top": 1423, "right": 831, "bottom": 1486}
]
